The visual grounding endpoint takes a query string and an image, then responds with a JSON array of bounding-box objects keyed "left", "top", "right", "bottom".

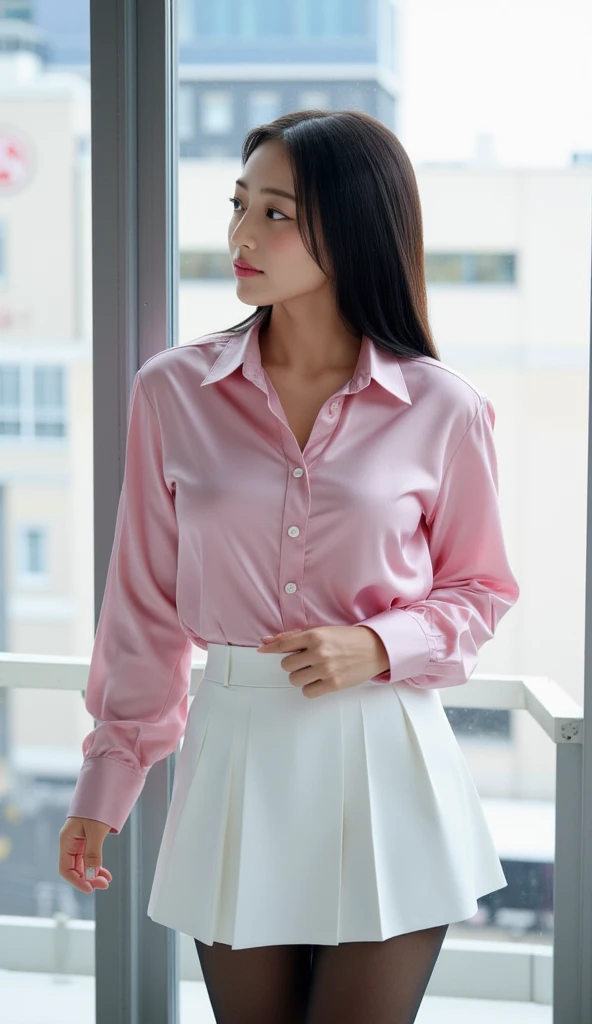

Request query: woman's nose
[
  {"left": 230, "top": 211, "right": 258, "bottom": 247},
  {"left": 230, "top": 224, "right": 256, "bottom": 249}
]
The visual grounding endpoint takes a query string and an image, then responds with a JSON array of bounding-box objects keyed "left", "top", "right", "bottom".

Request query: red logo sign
[{"left": 0, "top": 129, "right": 34, "bottom": 192}]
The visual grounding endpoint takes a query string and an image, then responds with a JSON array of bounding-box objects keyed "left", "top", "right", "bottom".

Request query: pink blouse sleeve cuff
[
  {"left": 355, "top": 608, "right": 433, "bottom": 684},
  {"left": 67, "top": 756, "right": 148, "bottom": 835}
]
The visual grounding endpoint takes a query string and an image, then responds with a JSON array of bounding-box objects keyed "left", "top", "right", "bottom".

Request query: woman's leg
[
  {"left": 194, "top": 938, "right": 313, "bottom": 1024},
  {"left": 306, "top": 923, "right": 449, "bottom": 1024}
]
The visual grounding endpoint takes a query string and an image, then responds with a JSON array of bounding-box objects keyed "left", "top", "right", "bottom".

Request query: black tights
[{"left": 194, "top": 923, "right": 449, "bottom": 1023}]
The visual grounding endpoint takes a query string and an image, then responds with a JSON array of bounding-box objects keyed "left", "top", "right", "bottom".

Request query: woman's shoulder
[
  {"left": 137, "top": 332, "right": 235, "bottom": 395},
  {"left": 401, "top": 352, "right": 489, "bottom": 429}
]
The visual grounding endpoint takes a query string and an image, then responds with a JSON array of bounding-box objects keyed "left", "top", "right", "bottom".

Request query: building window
[
  {"left": 0, "top": 1, "right": 32, "bottom": 20},
  {"left": 299, "top": 90, "right": 331, "bottom": 111},
  {"left": 194, "top": 1, "right": 291, "bottom": 38},
  {"left": 180, "top": 251, "right": 234, "bottom": 280},
  {"left": 248, "top": 90, "right": 281, "bottom": 127},
  {"left": 299, "top": 0, "right": 368, "bottom": 37},
  {"left": 178, "top": 83, "right": 195, "bottom": 142},
  {"left": 200, "top": 91, "right": 233, "bottom": 135},
  {"left": 195, "top": 1, "right": 234, "bottom": 37},
  {"left": 342, "top": 86, "right": 364, "bottom": 111},
  {"left": 0, "top": 364, "right": 66, "bottom": 440},
  {"left": 248, "top": 1, "right": 291, "bottom": 37},
  {"left": 383, "top": 0, "right": 398, "bottom": 74},
  {"left": 18, "top": 525, "right": 49, "bottom": 582},
  {"left": 445, "top": 708, "right": 512, "bottom": 741},
  {"left": 202, "top": 143, "right": 232, "bottom": 158},
  {"left": 0, "top": 364, "right": 19, "bottom": 434},
  {"left": 177, "top": 0, "right": 194, "bottom": 42},
  {"left": 425, "top": 253, "right": 517, "bottom": 284},
  {"left": 34, "top": 366, "right": 66, "bottom": 437}
]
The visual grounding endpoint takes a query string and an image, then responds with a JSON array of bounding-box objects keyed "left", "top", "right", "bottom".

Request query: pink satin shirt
[{"left": 67, "top": 316, "right": 520, "bottom": 834}]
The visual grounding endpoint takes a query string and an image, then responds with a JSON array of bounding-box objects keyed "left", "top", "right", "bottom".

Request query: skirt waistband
[
  {"left": 203, "top": 642, "right": 298, "bottom": 688},
  {"left": 202, "top": 642, "right": 377, "bottom": 690}
]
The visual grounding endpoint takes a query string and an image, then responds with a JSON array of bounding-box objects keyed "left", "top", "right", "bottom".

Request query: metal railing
[{"left": 0, "top": 653, "right": 584, "bottom": 1020}]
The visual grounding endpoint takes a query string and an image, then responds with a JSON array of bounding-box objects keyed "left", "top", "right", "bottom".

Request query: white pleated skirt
[{"left": 147, "top": 642, "right": 507, "bottom": 949}]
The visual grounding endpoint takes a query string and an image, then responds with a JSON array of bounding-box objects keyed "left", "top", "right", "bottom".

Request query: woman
[{"left": 59, "top": 110, "right": 520, "bottom": 1023}]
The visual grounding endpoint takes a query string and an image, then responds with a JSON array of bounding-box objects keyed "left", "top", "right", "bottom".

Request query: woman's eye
[{"left": 228, "top": 197, "right": 287, "bottom": 220}]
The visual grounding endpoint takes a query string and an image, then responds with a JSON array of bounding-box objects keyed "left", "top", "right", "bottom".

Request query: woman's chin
[{"left": 235, "top": 282, "right": 273, "bottom": 304}]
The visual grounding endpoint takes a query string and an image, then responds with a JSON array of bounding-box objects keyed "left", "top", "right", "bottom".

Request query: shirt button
[
  {"left": 293, "top": 467, "right": 304, "bottom": 477},
  {"left": 284, "top": 582, "right": 297, "bottom": 594},
  {"left": 287, "top": 526, "right": 300, "bottom": 538},
  {"left": 329, "top": 401, "right": 340, "bottom": 414}
]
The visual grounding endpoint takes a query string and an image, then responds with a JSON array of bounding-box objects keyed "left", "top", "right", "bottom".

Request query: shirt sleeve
[
  {"left": 67, "top": 370, "right": 194, "bottom": 834},
  {"left": 355, "top": 395, "right": 520, "bottom": 688}
]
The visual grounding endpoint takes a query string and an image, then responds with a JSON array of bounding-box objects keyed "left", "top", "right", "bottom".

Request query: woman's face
[{"left": 228, "top": 139, "right": 329, "bottom": 306}]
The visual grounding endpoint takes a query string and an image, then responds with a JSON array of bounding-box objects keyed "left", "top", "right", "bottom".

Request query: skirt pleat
[{"left": 147, "top": 643, "right": 507, "bottom": 949}]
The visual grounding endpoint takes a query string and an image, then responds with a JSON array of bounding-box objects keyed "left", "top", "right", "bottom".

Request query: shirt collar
[{"left": 200, "top": 316, "right": 412, "bottom": 404}]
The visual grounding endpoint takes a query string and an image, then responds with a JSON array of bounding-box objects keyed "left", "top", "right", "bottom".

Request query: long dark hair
[{"left": 218, "top": 109, "right": 440, "bottom": 362}]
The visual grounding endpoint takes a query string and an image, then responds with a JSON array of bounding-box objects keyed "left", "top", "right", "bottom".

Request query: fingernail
[
  {"left": 85, "top": 867, "right": 96, "bottom": 880},
  {"left": 260, "top": 636, "right": 273, "bottom": 642}
]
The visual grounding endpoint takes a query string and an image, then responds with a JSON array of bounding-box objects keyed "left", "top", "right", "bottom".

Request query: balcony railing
[{"left": 0, "top": 652, "right": 584, "bottom": 1020}]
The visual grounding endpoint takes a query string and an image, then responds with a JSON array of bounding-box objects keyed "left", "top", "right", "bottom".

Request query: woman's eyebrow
[{"left": 235, "top": 178, "right": 296, "bottom": 202}]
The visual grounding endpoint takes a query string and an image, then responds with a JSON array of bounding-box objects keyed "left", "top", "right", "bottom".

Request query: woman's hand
[
  {"left": 58, "top": 816, "right": 113, "bottom": 894},
  {"left": 256, "top": 625, "right": 390, "bottom": 698}
]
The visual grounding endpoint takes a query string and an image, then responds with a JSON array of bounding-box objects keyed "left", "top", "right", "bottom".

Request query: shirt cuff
[
  {"left": 354, "top": 608, "right": 433, "bottom": 684},
  {"left": 66, "top": 755, "right": 147, "bottom": 835}
]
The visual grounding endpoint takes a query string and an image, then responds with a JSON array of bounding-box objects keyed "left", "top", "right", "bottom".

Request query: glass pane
[
  {"left": 200, "top": 90, "right": 233, "bottom": 134},
  {"left": 0, "top": 0, "right": 94, "bottom": 1019},
  {"left": 247, "top": 89, "right": 281, "bottom": 126},
  {"left": 173, "top": 0, "right": 589, "bottom": 1017},
  {"left": 298, "top": 89, "right": 331, "bottom": 111},
  {"left": 0, "top": 365, "right": 19, "bottom": 403}
]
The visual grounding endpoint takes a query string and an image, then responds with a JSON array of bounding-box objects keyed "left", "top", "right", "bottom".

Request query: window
[
  {"left": 383, "top": 0, "right": 398, "bottom": 73},
  {"left": 177, "top": 0, "right": 194, "bottom": 42},
  {"left": 245, "top": 1, "right": 291, "bottom": 37},
  {"left": 18, "top": 525, "right": 49, "bottom": 581},
  {"left": 33, "top": 366, "right": 66, "bottom": 437},
  {"left": 342, "top": 86, "right": 364, "bottom": 111},
  {"left": 180, "top": 251, "right": 234, "bottom": 280},
  {"left": 178, "top": 83, "right": 195, "bottom": 142},
  {"left": 299, "top": 90, "right": 331, "bottom": 111},
  {"left": 200, "top": 91, "right": 233, "bottom": 135},
  {"left": 425, "top": 252, "right": 517, "bottom": 284},
  {"left": 168, "top": 0, "right": 590, "bottom": 1006},
  {"left": 194, "top": 1, "right": 291, "bottom": 38},
  {"left": 202, "top": 143, "right": 232, "bottom": 157},
  {"left": 195, "top": 2, "right": 234, "bottom": 37},
  {"left": 0, "top": 364, "right": 18, "bottom": 434},
  {"left": 301, "top": 0, "right": 368, "bottom": 38},
  {"left": 0, "top": 0, "right": 32, "bottom": 20},
  {"left": 445, "top": 708, "right": 512, "bottom": 741},
  {"left": 0, "top": 365, "right": 66, "bottom": 440},
  {"left": 248, "top": 90, "right": 281, "bottom": 127}
]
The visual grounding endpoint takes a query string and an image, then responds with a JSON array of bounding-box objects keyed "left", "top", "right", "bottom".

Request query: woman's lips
[{"left": 233, "top": 262, "right": 264, "bottom": 277}]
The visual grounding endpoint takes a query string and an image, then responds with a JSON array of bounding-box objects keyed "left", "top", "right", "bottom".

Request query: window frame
[{"left": 90, "top": 1, "right": 180, "bottom": 1021}]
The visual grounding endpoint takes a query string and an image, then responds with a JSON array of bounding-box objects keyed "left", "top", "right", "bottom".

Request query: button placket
[{"left": 279, "top": 460, "right": 308, "bottom": 616}]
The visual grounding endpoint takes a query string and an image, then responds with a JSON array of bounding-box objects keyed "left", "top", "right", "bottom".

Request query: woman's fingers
[{"left": 62, "top": 867, "right": 109, "bottom": 894}]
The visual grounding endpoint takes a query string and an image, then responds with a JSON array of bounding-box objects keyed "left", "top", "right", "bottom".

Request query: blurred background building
[{"left": 0, "top": 0, "right": 590, "bottom": 947}]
